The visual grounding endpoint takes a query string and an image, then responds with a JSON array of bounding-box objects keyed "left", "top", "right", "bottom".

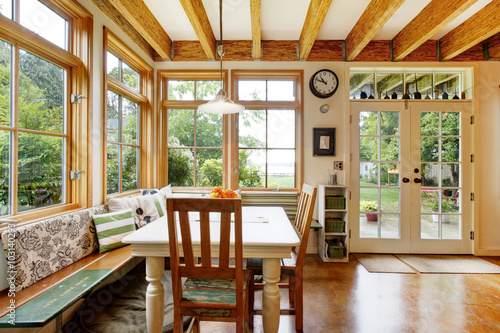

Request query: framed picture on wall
[{"left": 313, "top": 128, "right": 335, "bottom": 156}]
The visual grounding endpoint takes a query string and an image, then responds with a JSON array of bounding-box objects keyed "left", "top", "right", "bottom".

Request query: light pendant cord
[{"left": 219, "top": 0, "right": 224, "bottom": 90}]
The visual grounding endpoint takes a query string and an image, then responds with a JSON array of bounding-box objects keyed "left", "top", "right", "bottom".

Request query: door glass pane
[
  {"left": 168, "top": 109, "right": 194, "bottom": 147},
  {"left": 382, "top": 163, "right": 399, "bottom": 187},
  {"left": 442, "top": 112, "right": 460, "bottom": 135},
  {"left": 360, "top": 213, "right": 378, "bottom": 238},
  {"left": 421, "top": 138, "right": 439, "bottom": 162},
  {"left": 238, "top": 81, "right": 265, "bottom": 101},
  {"left": 0, "top": 40, "right": 11, "bottom": 127},
  {"left": 381, "top": 137, "right": 399, "bottom": 161},
  {"left": 168, "top": 148, "right": 194, "bottom": 186},
  {"left": 239, "top": 149, "right": 264, "bottom": 188},
  {"left": 122, "top": 97, "right": 139, "bottom": 145},
  {"left": 106, "top": 91, "right": 119, "bottom": 142},
  {"left": 107, "top": 143, "right": 119, "bottom": 194},
  {"left": 196, "top": 112, "right": 223, "bottom": 147},
  {"left": 168, "top": 81, "right": 194, "bottom": 100},
  {"left": 442, "top": 215, "right": 461, "bottom": 240},
  {"left": 239, "top": 110, "right": 265, "bottom": 148},
  {"left": 380, "top": 214, "right": 399, "bottom": 239},
  {"left": 359, "top": 111, "right": 377, "bottom": 135},
  {"left": 381, "top": 188, "right": 399, "bottom": 212},
  {"left": 380, "top": 111, "right": 399, "bottom": 135},
  {"left": 18, "top": 133, "right": 63, "bottom": 212},
  {"left": 442, "top": 164, "right": 459, "bottom": 187},
  {"left": 442, "top": 138, "right": 460, "bottom": 162},
  {"left": 421, "top": 213, "right": 438, "bottom": 239},
  {"left": 360, "top": 138, "right": 378, "bottom": 161},
  {"left": 19, "top": 49, "right": 65, "bottom": 133},
  {"left": 268, "top": 81, "right": 294, "bottom": 101},
  {"left": 421, "top": 112, "right": 439, "bottom": 135},
  {"left": 122, "top": 145, "right": 138, "bottom": 191},
  {"left": 268, "top": 110, "right": 295, "bottom": 149},
  {"left": 20, "top": 0, "right": 68, "bottom": 50},
  {"left": 196, "top": 148, "right": 222, "bottom": 187},
  {"left": 422, "top": 163, "right": 439, "bottom": 187},
  {"left": 267, "top": 149, "right": 295, "bottom": 188},
  {"left": 360, "top": 162, "right": 378, "bottom": 186},
  {"left": 0, "top": 130, "right": 10, "bottom": 216}
]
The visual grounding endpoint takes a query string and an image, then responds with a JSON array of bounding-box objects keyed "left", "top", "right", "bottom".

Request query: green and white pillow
[
  {"left": 93, "top": 209, "right": 136, "bottom": 253},
  {"left": 108, "top": 193, "right": 167, "bottom": 229}
]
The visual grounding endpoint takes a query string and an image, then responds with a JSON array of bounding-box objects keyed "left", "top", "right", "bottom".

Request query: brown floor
[{"left": 202, "top": 255, "right": 500, "bottom": 332}]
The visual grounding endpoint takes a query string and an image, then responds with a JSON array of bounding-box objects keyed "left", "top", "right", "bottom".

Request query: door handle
[
  {"left": 402, "top": 177, "right": 410, "bottom": 183},
  {"left": 414, "top": 177, "right": 422, "bottom": 184}
]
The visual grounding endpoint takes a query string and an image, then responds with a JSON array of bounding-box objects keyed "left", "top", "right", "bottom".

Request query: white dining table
[{"left": 122, "top": 206, "right": 300, "bottom": 333}]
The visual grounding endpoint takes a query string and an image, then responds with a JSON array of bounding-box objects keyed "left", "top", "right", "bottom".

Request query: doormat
[
  {"left": 353, "top": 254, "right": 416, "bottom": 274},
  {"left": 396, "top": 255, "right": 500, "bottom": 274}
]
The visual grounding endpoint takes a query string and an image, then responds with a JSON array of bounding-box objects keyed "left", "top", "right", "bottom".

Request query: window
[
  {"left": 104, "top": 28, "right": 153, "bottom": 196},
  {"left": 0, "top": 0, "right": 91, "bottom": 221},
  {"left": 233, "top": 70, "right": 303, "bottom": 190},
  {"left": 160, "top": 73, "right": 224, "bottom": 188}
]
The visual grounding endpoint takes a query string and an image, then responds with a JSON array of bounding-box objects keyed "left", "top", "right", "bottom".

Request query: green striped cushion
[{"left": 93, "top": 209, "right": 136, "bottom": 253}]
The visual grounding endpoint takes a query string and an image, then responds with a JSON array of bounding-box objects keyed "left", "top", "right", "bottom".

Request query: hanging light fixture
[{"left": 197, "top": 0, "right": 244, "bottom": 114}]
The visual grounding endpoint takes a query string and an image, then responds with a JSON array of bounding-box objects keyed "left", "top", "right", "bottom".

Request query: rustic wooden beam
[
  {"left": 392, "top": 0, "right": 479, "bottom": 61},
  {"left": 345, "top": 0, "right": 405, "bottom": 61},
  {"left": 106, "top": 0, "right": 171, "bottom": 60},
  {"left": 88, "top": 0, "right": 158, "bottom": 60},
  {"left": 298, "top": 0, "right": 333, "bottom": 60},
  {"left": 439, "top": 0, "right": 500, "bottom": 61},
  {"left": 250, "top": 0, "right": 261, "bottom": 60},
  {"left": 483, "top": 33, "right": 500, "bottom": 60},
  {"left": 179, "top": 0, "right": 216, "bottom": 60}
]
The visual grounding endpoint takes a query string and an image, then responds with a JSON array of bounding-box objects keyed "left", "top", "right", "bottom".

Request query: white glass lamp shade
[{"left": 198, "top": 89, "right": 244, "bottom": 114}]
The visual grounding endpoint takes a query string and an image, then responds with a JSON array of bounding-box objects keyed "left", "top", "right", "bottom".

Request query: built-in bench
[{"left": 0, "top": 205, "right": 142, "bottom": 331}]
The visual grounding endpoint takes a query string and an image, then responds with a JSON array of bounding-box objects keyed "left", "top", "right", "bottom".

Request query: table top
[{"left": 122, "top": 206, "right": 301, "bottom": 259}]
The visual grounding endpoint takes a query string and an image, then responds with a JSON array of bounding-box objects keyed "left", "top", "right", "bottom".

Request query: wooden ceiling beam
[
  {"left": 483, "top": 33, "right": 500, "bottom": 60},
  {"left": 392, "top": 0, "right": 478, "bottom": 61},
  {"left": 345, "top": 0, "right": 405, "bottom": 61},
  {"left": 179, "top": 0, "right": 216, "bottom": 60},
  {"left": 250, "top": 0, "right": 261, "bottom": 60},
  {"left": 298, "top": 0, "right": 333, "bottom": 60},
  {"left": 439, "top": 0, "right": 500, "bottom": 61},
  {"left": 88, "top": 0, "right": 158, "bottom": 60},
  {"left": 106, "top": 0, "right": 171, "bottom": 60}
]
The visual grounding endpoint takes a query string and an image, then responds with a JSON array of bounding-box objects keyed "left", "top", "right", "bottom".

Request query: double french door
[{"left": 350, "top": 101, "right": 472, "bottom": 254}]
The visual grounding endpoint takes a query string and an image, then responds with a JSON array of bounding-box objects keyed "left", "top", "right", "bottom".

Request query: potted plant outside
[
  {"left": 360, "top": 200, "right": 378, "bottom": 222},
  {"left": 422, "top": 193, "right": 456, "bottom": 223}
]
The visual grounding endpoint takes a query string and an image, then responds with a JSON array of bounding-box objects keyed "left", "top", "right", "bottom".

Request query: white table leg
[
  {"left": 262, "top": 258, "right": 281, "bottom": 333},
  {"left": 146, "top": 256, "right": 165, "bottom": 333}
]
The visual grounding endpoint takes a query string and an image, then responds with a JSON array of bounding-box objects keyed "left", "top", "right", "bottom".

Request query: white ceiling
[{"left": 144, "top": 0, "right": 493, "bottom": 42}]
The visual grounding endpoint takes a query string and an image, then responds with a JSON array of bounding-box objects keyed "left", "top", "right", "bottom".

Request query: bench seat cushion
[{"left": 1, "top": 205, "right": 108, "bottom": 292}]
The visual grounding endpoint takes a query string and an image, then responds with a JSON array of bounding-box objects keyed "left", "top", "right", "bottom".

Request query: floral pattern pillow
[{"left": 1, "top": 205, "right": 107, "bottom": 292}]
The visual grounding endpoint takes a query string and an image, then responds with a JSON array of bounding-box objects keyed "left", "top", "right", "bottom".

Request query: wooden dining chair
[
  {"left": 248, "top": 183, "right": 317, "bottom": 331},
  {"left": 166, "top": 197, "right": 250, "bottom": 333}
]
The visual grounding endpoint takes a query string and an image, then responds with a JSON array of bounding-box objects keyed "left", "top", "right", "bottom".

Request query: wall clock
[{"left": 309, "top": 69, "right": 339, "bottom": 98}]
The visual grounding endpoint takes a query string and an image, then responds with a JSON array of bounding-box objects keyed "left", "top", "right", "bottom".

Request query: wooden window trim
[
  {"left": 0, "top": 0, "right": 92, "bottom": 230},
  {"left": 103, "top": 27, "right": 154, "bottom": 199},
  {"left": 157, "top": 70, "right": 228, "bottom": 190},
  {"left": 231, "top": 70, "right": 304, "bottom": 192}
]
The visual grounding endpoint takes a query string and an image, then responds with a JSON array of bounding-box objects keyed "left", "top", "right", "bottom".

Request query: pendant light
[{"left": 197, "top": 0, "right": 244, "bottom": 114}]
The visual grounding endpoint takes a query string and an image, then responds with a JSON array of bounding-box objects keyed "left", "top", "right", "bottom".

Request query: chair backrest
[
  {"left": 293, "top": 184, "right": 317, "bottom": 267},
  {"left": 166, "top": 197, "right": 244, "bottom": 302}
]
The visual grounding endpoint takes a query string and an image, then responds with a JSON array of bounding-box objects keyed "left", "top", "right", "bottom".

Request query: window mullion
[{"left": 12, "top": 44, "right": 19, "bottom": 215}]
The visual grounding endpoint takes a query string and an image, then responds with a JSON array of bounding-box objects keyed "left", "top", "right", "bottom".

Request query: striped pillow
[{"left": 93, "top": 209, "right": 136, "bottom": 253}]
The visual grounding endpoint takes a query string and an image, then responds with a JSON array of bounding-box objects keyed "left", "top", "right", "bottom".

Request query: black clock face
[{"left": 310, "top": 69, "right": 339, "bottom": 98}]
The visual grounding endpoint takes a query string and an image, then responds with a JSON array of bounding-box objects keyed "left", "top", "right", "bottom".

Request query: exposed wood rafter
[
  {"left": 439, "top": 0, "right": 500, "bottom": 61},
  {"left": 345, "top": 0, "right": 405, "bottom": 61},
  {"left": 392, "top": 0, "right": 478, "bottom": 61},
  {"left": 250, "top": 0, "right": 261, "bottom": 60},
  {"left": 179, "top": 0, "right": 216, "bottom": 60},
  {"left": 298, "top": 0, "right": 333, "bottom": 60},
  {"left": 106, "top": 0, "right": 171, "bottom": 60},
  {"left": 484, "top": 33, "right": 500, "bottom": 60},
  {"left": 89, "top": 0, "right": 158, "bottom": 60}
]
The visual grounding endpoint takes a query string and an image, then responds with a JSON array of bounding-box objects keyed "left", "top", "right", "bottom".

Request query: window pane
[
  {"left": 405, "top": 73, "right": 432, "bottom": 99},
  {"left": 435, "top": 73, "right": 461, "bottom": 98},
  {"left": 168, "top": 148, "right": 194, "bottom": 186},
  {"left": 239, "top": 110, "right": 265, "bottom": 148},
  {"left": 122, "top": 62, "right": 139, "bottom": 92},
  {"left": 122, "top": 97, "right": 139, "bottom": 145},
  {"left": 122, "top": 145, "right": 138, "bottom": 191},
  {"left": 106, "top": 90, "right": 119, "bottom": 142},
  {"left": 168, "top": 80, "right": 194, "bottom": 100},
  {"left": 0, "top": 0, "right": 13, "bottom": 19},
  {"left": 376, "top": 73, "right": 403, "bottom": 99},
  {"left": 238, "top": 81, "right": 265, "bottom": 101},
  {"left": 0, "top": 40, "right": 12, "bottom": 127},
  {"left": 168, "top": 109, "right": 194, "bottom": 147},
  {"left": 107, "top": 143, "right": 119, "bottom": 194},
  {"left": 268, "top": 110, "right": 295, "bottom": 148},
  {"left": 107, "top": 52, "right": 120, "bottom": 80},
  {"left": 196, "top": 148, "right": 222, "bottom": 187},
  {"left": 350, "top": 73, "right": 374, "bottom": 99},
  {"left": 196, "top": 80, "right": 219, "bottom": 100},
  {"left": 0, "top": 130, "right": 10, "bottom": 216},
  {"left": 196, "top": 112, "right": 222, "bottom": 147},
  {"left": 267, "top": 150, "right": 295, "bottom": 188},
  {"left": 18, "top": 133, "right": 64, "bottom": 212},
  {"left": 19, "top": 49, "right": 65, "bottom": 133},
  {"left": 268, "top": 81, "right": 294, "bottom": 101},
  {"left": 239, "top": 149, "right": 264, "bottom": 188},
  {"left": 20, "top": 0, "right": 68, "bottom": 50}
]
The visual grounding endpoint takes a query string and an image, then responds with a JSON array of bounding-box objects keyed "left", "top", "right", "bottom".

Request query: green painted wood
[
  {"left": 0, "top": 269, "right": 113, "bottom": 328},
  {"left": 311, "top": 221, "right": 322, "bottom": 229}
]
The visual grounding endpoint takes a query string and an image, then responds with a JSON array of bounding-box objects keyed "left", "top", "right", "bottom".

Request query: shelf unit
[{"left": 317, "top": 185, "right": 349, "bottom": 263}]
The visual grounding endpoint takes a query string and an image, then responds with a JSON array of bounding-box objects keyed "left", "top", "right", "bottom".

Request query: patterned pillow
[
  {"left": 93, "top": 209, "right": 136, "bottom": 253},
  {"left": 141, "top": 185, "right": 172, "bottom": 199},
  {"left": 107, "top": 193, "right": 167, "bottom": 229}
]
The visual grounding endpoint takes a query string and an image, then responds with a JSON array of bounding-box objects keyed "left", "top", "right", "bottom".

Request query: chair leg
[
  {"left": 289, "top": 275, "right": 295, "bottom": 308},
  {"left": 295, "top": 271, "right": 303, "bottom": 331},
  {"left": 248, "top": 273, "right": 255, "bottom": 329}
]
